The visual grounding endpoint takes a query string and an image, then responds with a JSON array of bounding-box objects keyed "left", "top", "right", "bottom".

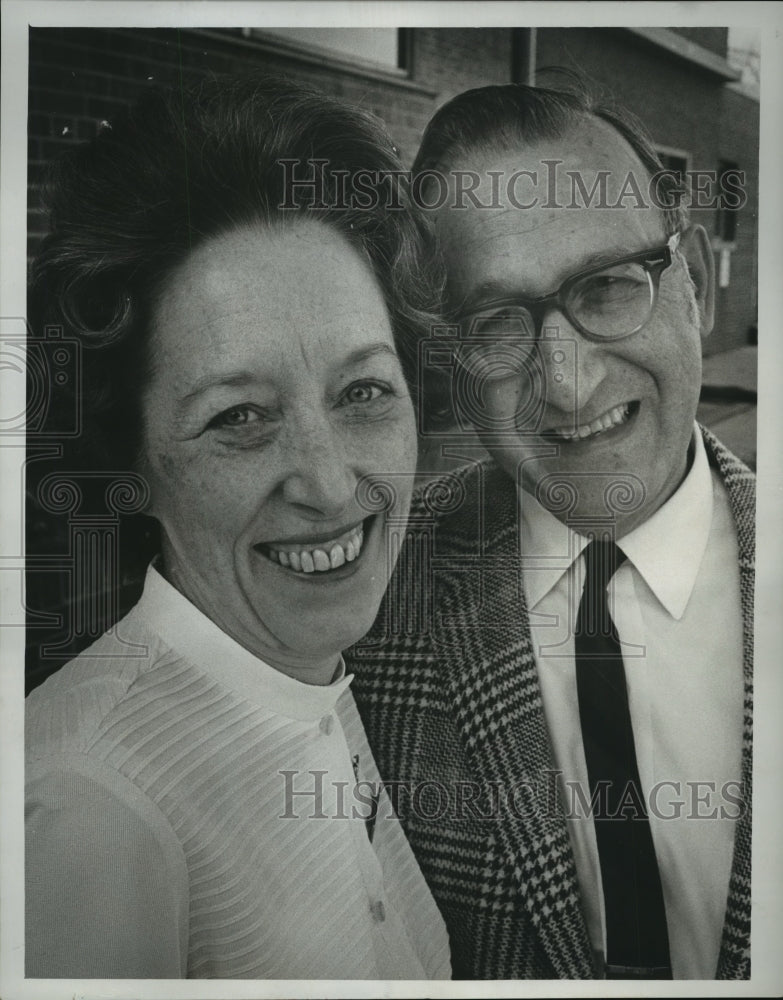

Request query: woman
[{"left": 25, "top": 74, "right": 449, "bottom": 980}]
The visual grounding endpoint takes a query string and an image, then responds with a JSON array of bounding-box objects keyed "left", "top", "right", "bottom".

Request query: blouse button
[
  {"left": 319, "top": 714, "right": 334, "bottom": 735},
  {"left": 370, "top": 899, "right": 386, "bottom": 923}
]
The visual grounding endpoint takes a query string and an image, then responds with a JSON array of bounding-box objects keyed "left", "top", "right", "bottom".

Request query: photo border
[{"left": 2, "top": 3, "right": 781, "bottom": 998}]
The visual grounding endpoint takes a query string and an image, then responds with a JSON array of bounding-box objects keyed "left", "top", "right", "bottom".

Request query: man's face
[{"left": 435, "top": 118, "right": 714, "bottom": 535}]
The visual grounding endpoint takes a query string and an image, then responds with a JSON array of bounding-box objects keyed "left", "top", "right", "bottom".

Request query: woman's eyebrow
[
  {"left": 335, "top": 343, "right": 399, "bottom": 370},
  {"left": 176, "top": 371, "right": 263, "bottom": 413}
]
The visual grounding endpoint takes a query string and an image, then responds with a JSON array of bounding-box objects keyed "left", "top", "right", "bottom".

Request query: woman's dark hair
[{"left": 30, "top": 73, "right": 442, "bottom": 472}]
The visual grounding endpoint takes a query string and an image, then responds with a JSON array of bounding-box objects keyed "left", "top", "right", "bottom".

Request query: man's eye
[
  {"left": 591, "top": 276, "right": 640, "bottom": 292},
  {"left": 576, "top": 267, "right": 649, "bottom": 306}
]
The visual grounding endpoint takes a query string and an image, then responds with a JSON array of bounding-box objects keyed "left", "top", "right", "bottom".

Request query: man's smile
[{"left": 544, "top": 400, "right": 640, "bottom": 443}]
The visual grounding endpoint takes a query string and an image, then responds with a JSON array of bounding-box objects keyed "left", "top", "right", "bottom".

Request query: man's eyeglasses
[{"left": 456, "top": 232, "right": 680, "bottom": 378}]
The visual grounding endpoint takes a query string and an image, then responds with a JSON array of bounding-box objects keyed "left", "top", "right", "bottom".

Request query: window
[
  {"left": 716, "top": 160, "right": 739, "bottom": 244},
  {"left": 242, "top": 28, "right": 407, "bottom": 72},
  {"left": 655, "top": 147, "right": 690, "bottom": 184}
]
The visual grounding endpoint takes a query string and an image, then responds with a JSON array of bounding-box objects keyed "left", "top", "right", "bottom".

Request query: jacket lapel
[
  {"left": 434, "top": 461, "right": 594, "bottom": 978},
  {"left": 701, "top": 426, "right": 754, "bottom": 978}
]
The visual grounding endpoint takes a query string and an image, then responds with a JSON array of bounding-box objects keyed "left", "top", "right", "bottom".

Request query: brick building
[{"left": 28, "top": 25, "right": 759, "bottom": 352}]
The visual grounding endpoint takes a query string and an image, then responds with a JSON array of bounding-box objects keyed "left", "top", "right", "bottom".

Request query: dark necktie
[{"left": 575, "top": 537, "right": 672, "bottom": 979}]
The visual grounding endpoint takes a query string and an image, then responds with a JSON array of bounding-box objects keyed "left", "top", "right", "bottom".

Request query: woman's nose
[{"left": 281, "top": 420, "right": 357, "bottom": 517}]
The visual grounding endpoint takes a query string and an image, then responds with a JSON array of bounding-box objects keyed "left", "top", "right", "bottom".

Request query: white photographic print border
[{"left": 2, "top": 2, "right": 781, "bottom": 997}]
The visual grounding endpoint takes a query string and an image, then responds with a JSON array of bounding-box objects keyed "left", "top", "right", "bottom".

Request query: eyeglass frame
[{"left": 453, "top": 231, "right": 682, "bottom": 344}]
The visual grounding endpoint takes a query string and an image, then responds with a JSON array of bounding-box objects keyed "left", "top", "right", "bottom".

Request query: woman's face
[{"left": 140, "top": 220, "right": 418, "bottom": 682}]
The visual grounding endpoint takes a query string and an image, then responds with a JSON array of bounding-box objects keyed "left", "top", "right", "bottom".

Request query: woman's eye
[
  {"left": 341, "top": 382, "right": 388, "bottom": 405},
  {"left": 208, "top": 406, "right": 262, "bottom": 429}
]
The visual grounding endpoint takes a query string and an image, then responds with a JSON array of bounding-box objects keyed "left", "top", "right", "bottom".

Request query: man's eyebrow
[{"left": 458, "top": 243, "right": 643, "bottom": 313}]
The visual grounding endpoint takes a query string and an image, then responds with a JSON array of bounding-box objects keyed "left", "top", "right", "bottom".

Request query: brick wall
[
  {"left": 534, "top": 27, "right": 756, "bottom": 354},
  {"left": 535, "top": 28, "right": 723, "bottom": 181},
  {"left": 413, "top": 28, "right": 513, "bottom": 108},
  {"left": 27, "top": 26, "right": 523, "bottom": 258},
  {"left": 27, "top": 27, "right": 443, "bottom": 258},
  {"left": 28, "top": 25, "right": 759, "bottom": 350},
  {"left": 712, "top": 85, "right": 759, "bottom": 353}
]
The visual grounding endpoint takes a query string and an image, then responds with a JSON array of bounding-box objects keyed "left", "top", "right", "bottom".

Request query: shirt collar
[
  {"left": 521, "top": 490, "right": 587, "bottom": 609},
  {"left": 133, "top": 562, "right": 352, "bottom": 721},
  {"left": 619, "top": 427, "right": 713, "bottom": 619},
  {"left": 521, "top": 425, "right": 713, "bottom": 620}
]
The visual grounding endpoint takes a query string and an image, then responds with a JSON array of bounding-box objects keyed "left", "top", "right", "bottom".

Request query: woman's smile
[{"left": 257, "top": 515, "right": 375, "bottom": 575}]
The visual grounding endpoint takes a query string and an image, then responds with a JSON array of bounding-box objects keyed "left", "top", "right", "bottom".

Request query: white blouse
[{"left": 26, "top": 564, "right": 451, "bottom": 980}]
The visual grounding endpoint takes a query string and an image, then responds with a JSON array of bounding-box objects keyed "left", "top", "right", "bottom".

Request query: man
[{"left": 346, "top": 84, "right": 753, "bottom": 980}]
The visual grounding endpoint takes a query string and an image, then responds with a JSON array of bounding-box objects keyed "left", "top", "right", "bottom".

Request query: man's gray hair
[{"left": 412, "top": 80, "right": 689, "bottom": 236}]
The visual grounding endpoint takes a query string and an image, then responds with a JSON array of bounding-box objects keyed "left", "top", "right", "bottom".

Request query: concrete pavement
[{"left": 697, "top": 345, "right": 757, "bottom": 469}]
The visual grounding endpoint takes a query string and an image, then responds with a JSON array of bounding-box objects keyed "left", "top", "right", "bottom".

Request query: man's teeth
[
  {"left": 267, "top": 524, "right": 364, "bottom": 574},
  {"left": 551, "top": 404, "right": 631, "bottom": 442}
]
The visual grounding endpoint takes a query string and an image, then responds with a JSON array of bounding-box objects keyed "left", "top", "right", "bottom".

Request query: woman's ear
[{"left": 679, "top": 223, "right": 716, "bottom": 341}]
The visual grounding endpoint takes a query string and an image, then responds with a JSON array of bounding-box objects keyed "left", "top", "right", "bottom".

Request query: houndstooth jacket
[{"left": 347, "top": 425, "right": 754, "bottom": 979}]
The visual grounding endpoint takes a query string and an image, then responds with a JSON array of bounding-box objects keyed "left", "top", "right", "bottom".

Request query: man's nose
[
  {"left": 281, "top": 417, "right": 357, "bottom": 517},
  {"left": 537, "top": 308, "right": 608, "bottom": 413}
]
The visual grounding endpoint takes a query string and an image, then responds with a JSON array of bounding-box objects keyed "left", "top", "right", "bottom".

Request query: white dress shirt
[{"left": 520, "top": 426, "right": 744, "bottom": 979}]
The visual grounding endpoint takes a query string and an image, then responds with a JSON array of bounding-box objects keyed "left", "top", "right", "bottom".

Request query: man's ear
[{"left": 679, "top": 223, "right": 715, "bottom": 341}]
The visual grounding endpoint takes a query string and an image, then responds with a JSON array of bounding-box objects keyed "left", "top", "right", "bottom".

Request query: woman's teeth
[
  {"left": 550, "top": 403, "right": 632, "bottom": 442},
  {"left": 266, "top": 524, "right": 365, "bottom": 574}
]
